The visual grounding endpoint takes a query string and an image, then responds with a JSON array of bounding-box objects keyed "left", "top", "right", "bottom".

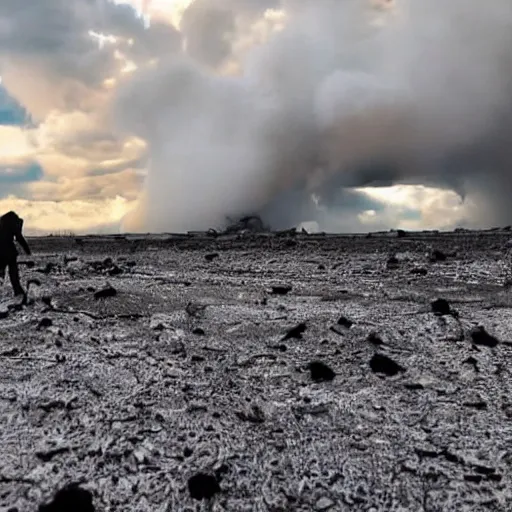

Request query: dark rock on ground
[
  {"left": 192, "top": 327, "right": 205, "bottom": 335},
  {"left": 94, "top": 286, "right": 117, "bottom": 300},
  {"left": 37, "top": 317, "right": 53, "bottom": 329},
  {"left": 470, "top": 326, "right": 499, "bottom": 347},
  {"left": 337, "top": 316, "right": 354, "bottom": 328},
  {"left": 431, "top": 298, "right": 451, "bottom": 316},
  {"left": 187, "top": 472, "right": 221, "bottom": 501},
  {"left": 308, "top": 361, "right": 336, "bottom": 382},
  {"left": 367, "top": 332, "right": 384, "bottom": 345},
  {"left": 370, "top": 353, "right": 405, "bottom": 376},
  {"left": 386, "top": 255, "right": 400, "bottom": 269},
  {"left": 235, "top": 404, "right": 265, "bottom": 423},
  {"left": 38, "top": 483, "right": 95, "bottom": 512},
  {"left": 271, "top": 284, "right": 292, "bottom": 295},
  {"left": 205, "top": 253, "right": 219, "bottom": 262},
  {"left": 429, "top": 249, "right": 447, "bottom": 262},
  {"left": 282, "top": 322, "right": 307, "bottom": 340},
  {"left": 411, "top": 267, "right": 428, "bottom": 276}
]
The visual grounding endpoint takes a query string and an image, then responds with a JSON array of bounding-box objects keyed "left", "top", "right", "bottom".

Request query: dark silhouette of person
[{"left": 0, "top": 211, "right": 31, "bottom": 297}]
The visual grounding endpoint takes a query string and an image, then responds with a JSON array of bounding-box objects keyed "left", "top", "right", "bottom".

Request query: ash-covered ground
[{"left": 1, "top": 230, "right": 512, "bottom": 511}]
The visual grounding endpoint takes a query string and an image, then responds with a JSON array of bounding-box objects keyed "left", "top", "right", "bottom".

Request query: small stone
[
  {"left": 316, "top": 497, "right": 335, "bottom": 511},
  {"left": 337, "top": 316, "right": 353, "bottom": 328},
  {"left": 370, "top": 353, "right": 405, "bottom": 376},
  {"left": 470, "top": 326, "right": 499, "bottom": 347},
  {"left": 187, "top": 472, "right": 220, "bottom": 501},
  {"left": 94, "top": 286, "right": 117, "bottom": 300},
  {"left": 308, "top": 361, "right": 335, "bottom": 382},
  {"left": 38, "top": 483, "right": 95, "bottom": 512},
  {"left": 411, "top": 267, "right": 428, "bottom": 276},
  {"left": 38, "top": 317, "right": 53, "bottom": 329},
  {"left": 205, "top": 253, "right": 219, "bottom": 262},
  {"left": 282, "top": 322, "right": 307, "bottom": 340},
  {"left": 429, "top": 249, "right": 447, "bottom": 262},
  {"left": 386, "top": 255, "right": 400, "bottom": 269},
  {"left": 271, "top": 284, "right": 292, "bottom": 295},
  {"left": 367, "top": 332, "right": 384, "bottom": 345},
  {"left": 431, "top": 298, "right": 451, "bottom": 316},
  {"left": 192, "top": 327, "right": 205, "bottom": 336}
]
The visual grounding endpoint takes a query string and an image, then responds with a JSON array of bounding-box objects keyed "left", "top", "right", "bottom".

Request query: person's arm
[{"left": 16, "top": 233, "right": 31, "bottom": 255}]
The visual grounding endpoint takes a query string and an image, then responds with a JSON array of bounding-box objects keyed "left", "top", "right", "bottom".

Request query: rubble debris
[
  {"left": 370, "top": 353, "right": 405, "bottom": 376},
  {"left": 308, "top": 361, "right": 336, "bottom": 382},
  {"left": 94, "top": 286, "right": 117, "bottom": 300},
  {"left": 38, "top": 483, "right": 95, "bottom": 512},
  {"left": 431, "top": 298, "right": 451, "bottom": 316},
  {"left": 205, "top": 253, "right": 219, "bottom": 262},
  {"left": 37, "top": 262, "right": 57, "bottom": 274},
  {"left": 224, "top": 214, "right": 268, "bottom": 234},
  {"left": 185, "top": 301, "right": 207, "bottom": 317},
  {"left": 429, "top": 249, "right": 447, "bottom": 262},
  {"left": 271, "top": 284, "right": 292, "bottom": 295},
  {"left": 187, "top": 472, "right": 221, "bottom": 501},
  {"left": 463, "top": 356, "right": 480, "bottom": 372},
  {"left": 235, "top": 404, "right": 265, "bottom": 423},
  {"left": 470, "top": 326, "right": 499, "bottom": 348},
  {"left": 282, "top": 322, "right": 307, "bottom": 340}
]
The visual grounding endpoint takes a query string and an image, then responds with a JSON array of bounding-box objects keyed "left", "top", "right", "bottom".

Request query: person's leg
[
  {"left": 7, "top": 258, "right": 25, "bottom": 296},
  {"left": 0, "top": 262, "right": 5, "bottom": 282}
]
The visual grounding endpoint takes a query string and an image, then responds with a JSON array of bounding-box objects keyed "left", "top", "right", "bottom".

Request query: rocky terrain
[{"left": 1, "top": 230, "right": 512, "bottom": 511}]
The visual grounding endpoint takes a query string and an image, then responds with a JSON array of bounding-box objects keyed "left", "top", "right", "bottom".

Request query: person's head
[{"left": 0, "top": 211, "right": 23, "bottom": 232}]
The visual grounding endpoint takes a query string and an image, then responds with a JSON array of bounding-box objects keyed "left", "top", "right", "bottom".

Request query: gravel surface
[{"left": 1, "top": 230, "right": 512, "bottom": 511}]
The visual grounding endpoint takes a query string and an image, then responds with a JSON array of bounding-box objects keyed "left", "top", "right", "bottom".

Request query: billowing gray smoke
[{"left": 115, "top": 0, "right": 512, "bottom": 232}]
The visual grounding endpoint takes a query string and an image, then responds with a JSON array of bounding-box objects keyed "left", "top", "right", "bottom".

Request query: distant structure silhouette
[{"left": 0, "top": 211, "right": 31, "bottom": 297}]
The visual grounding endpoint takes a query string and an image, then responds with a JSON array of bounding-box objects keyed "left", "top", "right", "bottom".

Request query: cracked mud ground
[{"left": 1, "top": 231, "right": 512, "bottom": 511}]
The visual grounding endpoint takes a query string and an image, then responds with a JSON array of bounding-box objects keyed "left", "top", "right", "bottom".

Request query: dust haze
[{"left": 114, "top": 0, "right": 512, "bottom": 233}]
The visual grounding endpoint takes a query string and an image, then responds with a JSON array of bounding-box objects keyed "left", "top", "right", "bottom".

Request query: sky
[{"left": 0, "top": 0, "right": 509, "bottom": 234}]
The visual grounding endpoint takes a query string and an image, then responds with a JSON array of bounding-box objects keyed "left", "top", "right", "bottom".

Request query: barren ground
[{"left": 1, "top": 230, "right": 512, "bottom": 511}]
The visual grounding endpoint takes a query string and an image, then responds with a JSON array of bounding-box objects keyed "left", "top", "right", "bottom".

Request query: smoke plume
[{"left": 115, "top": 0, "right": 512, "bottom": 232}]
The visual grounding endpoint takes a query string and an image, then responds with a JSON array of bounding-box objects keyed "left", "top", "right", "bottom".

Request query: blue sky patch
[
  {"left": 0, "top": 85, "right": 32, "bottom": 126},
  {"left": 0, "top": 161, "right": 43, "bottom": 185}
]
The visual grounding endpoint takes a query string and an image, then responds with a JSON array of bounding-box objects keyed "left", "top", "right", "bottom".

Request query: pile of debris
[{"left": 223, "top": 215, "right": 269, "bottom": 234}]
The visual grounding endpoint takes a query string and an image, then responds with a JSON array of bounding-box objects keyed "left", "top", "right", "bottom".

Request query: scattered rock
[
  {"left": 470, "top": 326, "right": 499, "bottom": 347},
  {"left": 337, "top": 316, "right": 353, "bottom": 328},
  {"left": 367, "top": 332, "right": 384, "bottom": 346},
  {"left": 463, "top": 356, "right": 479, "bottom": 372},
  {"left": 192, "top": 327, "right": 205, "bottom": 335},
  {"left": 431, "top": 298, "right": 451, "bottom": 316},
  {"left": 411, "top": 267, "right": 428, "bottom": 276},
  {"left": 37, "top": 317, "right": 53, "bottom": 329},
  {"left": 282, "top": 322, "right": 307, "bottom": 340},
  {"left": 370, "top": 353, "right": 405, "bottom": 376},
  {"left": 205, "top": 253, "right": 219, "bottom": 262},
  {"left": 187, "top": 472, "right": 221, "bottom": 501},
  {"left": 37, "top": 262, "right": 56, "bottom": 275},
  {"left": 185, "top": 301, "right": 207, "bottom": 317},
  {"left": 235, "top": 404, "right": 265, "bottom": 423},
  {"left": 38, "top": 483, "right": 94, "bottom": 512},
  {"left": 429, "top": 249, "right": 447, "bottom": 262},
  {"left": 94, "top": 286, "right": 117, "bottom": 300},
  {"left": 308, "top": 361, "right": 336, "bottom": 382},
  {"left": 271, "top": 284, "right": 292, "bottom": 295},
  {"left": 386, "top": 255, "right": 400, "bottom": 269},
  {"left": 315, "top": 496, "right": 335, "bottom": 510}
]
